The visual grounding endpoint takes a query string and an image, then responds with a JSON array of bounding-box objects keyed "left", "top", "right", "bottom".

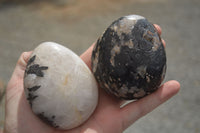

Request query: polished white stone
[{"left": 24, "top": 42, "right": 98, "bottom": 130}]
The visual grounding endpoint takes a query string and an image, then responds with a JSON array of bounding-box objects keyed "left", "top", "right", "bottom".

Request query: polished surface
[{"left": 24, "top": 42, "right": 98, "bottom": 129}]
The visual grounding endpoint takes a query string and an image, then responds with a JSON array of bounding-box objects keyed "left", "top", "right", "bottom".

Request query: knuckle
[{"left": 17, "top": 51, "right": 32, "bottom": 69}]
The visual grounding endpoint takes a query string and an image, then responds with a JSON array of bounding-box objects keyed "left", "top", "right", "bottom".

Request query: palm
[{"left": 6, "top": 63, "right": 123, "bottom": 133}]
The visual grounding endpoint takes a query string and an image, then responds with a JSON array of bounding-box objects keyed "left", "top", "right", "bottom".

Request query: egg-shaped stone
[
  {"left": 91, "top": 15, "right": 166, "bottom": 100},
  {"left": 24, "top": 42, "right": 98, "bottom": 130}
]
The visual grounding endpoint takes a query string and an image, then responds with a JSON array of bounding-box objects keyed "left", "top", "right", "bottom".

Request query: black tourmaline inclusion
[
  {"left": 24, "top": 55, "right": 49, "bottom": 106},
  {"left": 37, "top": 112, "right": 59, "bottom": 128},
  {"left": 91, "top": 15, "right": 166, "bottom": 100}
]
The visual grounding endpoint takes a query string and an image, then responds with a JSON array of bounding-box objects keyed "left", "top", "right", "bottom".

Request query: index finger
[{"left": 154, "top": 24, "right": 162, "bottom": 35}]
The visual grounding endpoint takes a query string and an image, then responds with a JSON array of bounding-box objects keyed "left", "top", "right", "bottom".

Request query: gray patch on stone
[
  {"left": 137, "top": 66, "right": 147, "bottom": 78},
  {"left": 110, "top": 45, "right": 121, "bottom": 66}
]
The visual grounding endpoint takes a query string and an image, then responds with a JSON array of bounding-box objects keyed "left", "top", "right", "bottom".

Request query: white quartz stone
[{"left": 24, "top": 42, "right": 98, "bottom": 130}]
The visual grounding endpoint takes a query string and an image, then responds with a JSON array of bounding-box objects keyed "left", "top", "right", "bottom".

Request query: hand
[{"left": 4, "top": 25, "right": 180, "bottom": 133}]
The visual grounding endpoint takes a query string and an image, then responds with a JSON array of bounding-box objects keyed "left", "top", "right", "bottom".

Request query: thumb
[{"left": 7, "top": 51, "right": 32, "bottom": 91}]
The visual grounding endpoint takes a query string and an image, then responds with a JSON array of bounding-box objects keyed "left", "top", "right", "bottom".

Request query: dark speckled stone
[{"left": 91, "top": 15, "right": 166, "bottom": 100}]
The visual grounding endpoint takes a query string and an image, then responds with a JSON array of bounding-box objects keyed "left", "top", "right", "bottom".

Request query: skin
[{"left": 2, "top": 25, "right": 180, "bottom": 133}]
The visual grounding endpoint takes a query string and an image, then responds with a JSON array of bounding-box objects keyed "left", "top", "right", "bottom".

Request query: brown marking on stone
[
  {"left": 152, "top": 36, "right": 160, "bottom": 51},
  {"left": 63, "top": 75, "right": 68, "bottom": 85},
  {"left": 143, "top": 29, "right": 161, "bottom": 51},
  {"left": 74, "top": 107, "right": 82, "bottom": 122},
  {"left": 133, "top": 89, "right": 146, "bottom": 98},
  {"left": 146, "top": 75, "right": 151, "bottom": 83},
  {"left": 137, "top": 66, "right": 147, "bottom": 78},
  {"left": 118, "top": 84, "right": 129, "bottom": 97},
  {"left": 143, "top": 30, "right": 154, "bottom": 42},
  {"left": 110, "top": 45, "right": 121, "bottom": 66},
  {"left": 123, "top": 39, "right": 134, "bottom": 48}
]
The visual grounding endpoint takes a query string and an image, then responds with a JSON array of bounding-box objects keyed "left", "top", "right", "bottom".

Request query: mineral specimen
[
  {"left": 24, "top": 42, "right": 98, "bottom": 130},
  {"left": 91, "top": 15, "right": 166, "bottom": 100}
]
